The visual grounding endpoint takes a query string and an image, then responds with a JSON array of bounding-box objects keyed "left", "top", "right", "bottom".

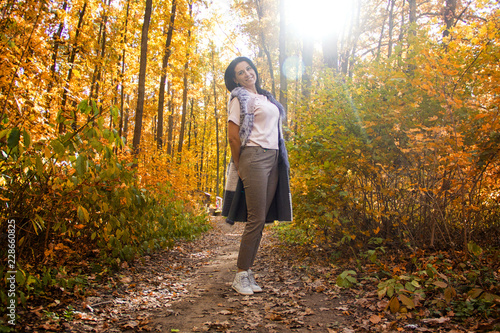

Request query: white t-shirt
[{"left": 227, "top": 91, "right": 279, "bottom": 150}]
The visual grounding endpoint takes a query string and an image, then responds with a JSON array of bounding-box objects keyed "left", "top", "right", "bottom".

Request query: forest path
[
  {"left": 146, "top": 219, "right": 346, "bottom": 332},
  {"left": 67, "top": 217, "right": 350, "bottom": 332},
  {"left": 62, "top": 217, "right": 475, "bottom": 333}
]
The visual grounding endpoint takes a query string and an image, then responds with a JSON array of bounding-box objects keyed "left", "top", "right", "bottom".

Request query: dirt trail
[
  {"left": 146, "top": 219, "right": 345, "bottom": 332},
  {"left": 30, "top": 215, "right": 482, "bottom": 332},
  {"left": 63, "top": 217, "right": 349, "bottom": 332},
  {"left": 60, "top": 217, "right": 473, "bottom": 333}
]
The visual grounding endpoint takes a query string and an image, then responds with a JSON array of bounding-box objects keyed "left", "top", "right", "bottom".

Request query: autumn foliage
[
  {"left": 0, "top": 0, "right": 213, "bottom": 308},
  {"left": 0, "top": 0, "right": 499, "bottom": 328},
  {"left": 289, "top": 3, "right": 500, "bottom": 252}
]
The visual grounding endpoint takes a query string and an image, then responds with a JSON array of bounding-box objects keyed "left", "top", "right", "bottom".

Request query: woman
[{"left": 221, "top": 57, "right": 293, "bottom": 295}]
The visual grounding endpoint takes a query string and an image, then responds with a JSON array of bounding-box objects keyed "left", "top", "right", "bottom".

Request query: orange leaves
[{"left": 369, "top": 314, "right": 382, "bottom": 324}]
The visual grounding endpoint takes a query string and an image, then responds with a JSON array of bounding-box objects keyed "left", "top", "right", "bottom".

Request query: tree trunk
[
  {"left": 211, "top": 49, "right": 220, "bottom": 197},
  {"left": 123, "top": 94, "right": 130, "bottom": 143},
  {"left": 198, "top": 96, "right": 209, "bottom": 188},
  {"left": 408, "top": 0, "right": 417, "bottom": 36},
  {"left": 177, "top": 1, "right": 192, "bottom": 156},
  {"left": 177, "top": 60, "right": 189, "bottom": 155},
  {"left": 50, "top": 0, "right": 68, "bottom": 76},
  {"left": 89, "top": 20, "right": 103, "bottom": 103},
  {"left": 59, "top": 0, "right": 87, "bottom": 134},
  {"left": 152, "top": 115, "right": 157, "bottom": 141},
  {"left": 348, "top": 0, "right": 362, "bottom": 77},
  {"left": 166, "top": 83, "right": 174, "bottom": 155},
  {"left": 323, "top": 33, "right": 339, "bottom": 71},
  {"left": 46, "top": 0, "right": 68, "bottom": 119},
  {"left": 340, "top": 0, "right": 359, "bottom": 75},
  {"left": 119, "top": 0, "right": 131, "bottom": 141},
  {"left": 376, "top": 0, "right": 390, "bottom": 60},
  {"left": 188, "top": 98, "right": 194, "bottom": 149},
  {"left": 255, "top": 0, "right": 275, "bottom": 96},
  {"left": 407, "top": 0, "right": 417, "bottom": 73},
  {"left": 95, "top": 0, "right": 111, "bottom": 115},
  {"left": 302, "top": 36, "right": 313, "bottom": 103},
  {"left": 397, "top": 0, "right": 406, "bottom": 67},
  {"left": 398, "top": 0, "right": 406, "bottom": 43},
  {"left": 443, "top": 0, "right": 456, "bottom": 38},
  {"left": 262, "top": 41, "right": 275, "bottom": 96},
  {"left": 278, "top": 0, "right": 288, "bottom": 124},
  {"left": 89, "top": 0, "right": 111, "bottom": 110},
  {"left": 132, "top": 0, "right": 152, "bottom": 154},
  {"left": 222, "top": 94, "right": 228, "bottom": 198},
  {"left": 157, "top": 0, "right": 177, "bottom": 150},
  {"left": 387, "top": 0, "right": 396, "bottom": 58}
]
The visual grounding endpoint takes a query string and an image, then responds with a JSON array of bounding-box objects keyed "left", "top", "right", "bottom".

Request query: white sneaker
[
  {"left": 232, "top": 271, "right": 254, "bottom": 295},
  {"left": 247, "top": 269, "right": 263, "bottom": 293}
]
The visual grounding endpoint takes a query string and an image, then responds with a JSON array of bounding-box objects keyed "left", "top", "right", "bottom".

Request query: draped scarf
[{"left": 222, "top": 87, "right": 293, "bottom": 224}]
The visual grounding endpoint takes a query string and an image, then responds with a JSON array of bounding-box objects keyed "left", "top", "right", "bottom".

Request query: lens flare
[{"left": 282, "top": 56, "right": 305, "bottom": 80}]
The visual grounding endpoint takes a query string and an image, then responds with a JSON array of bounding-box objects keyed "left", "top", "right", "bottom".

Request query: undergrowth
[
  {"left": 0, "top": 100, "right": 211, "bottom": 327},
  {"left": 273, "top": 223, "right": 500, "bottom": 325}
]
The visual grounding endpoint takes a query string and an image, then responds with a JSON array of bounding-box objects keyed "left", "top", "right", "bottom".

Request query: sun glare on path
[{"left": 286, "top": 0, "right": 352, "bottom": 40}]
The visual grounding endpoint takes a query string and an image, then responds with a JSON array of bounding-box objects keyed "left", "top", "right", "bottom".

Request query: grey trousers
[{"left": 237, "top": 146, "right": 279, "bottom": 270}]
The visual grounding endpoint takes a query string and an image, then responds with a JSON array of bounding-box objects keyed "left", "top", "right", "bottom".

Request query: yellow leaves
[
  {"left": 381, "top": 294, "right": 416, "bottom": 314},
  {"left": 389, "top": 296, "right": 400, "bottom": 313},
  {"left": 77, "top": 205, "right": 90, "bottom": 223},
  {"left": 0, "top": 175, "right": 7, "bottom": 187},
  {"left": 398, "top": 294, "right": 415, "bottom": 310}
]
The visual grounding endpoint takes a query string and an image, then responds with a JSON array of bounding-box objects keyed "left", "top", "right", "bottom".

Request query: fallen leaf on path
[
  {"left": 122, "top": 320, "right": 139, "bottom": 328},
  {"left": 266, "top": 313, "right": 284, "bottom": 321},
  {"left": 302, "top": 307, "right": 315, "bottom": 316},
  {"left": 218, "top": 309, "right": 232, "bottom": 315},
  {"left": 120, "top": 276, "right": 133, "bottom": 284},
  {"left": 334, "top": 306, "right": 349, "bottom": 311},
  {"left": 369, "top": 314, "right": 381, "bottom": 324},
  {"left": 421, "top": 317, "right": 450, "bottom": 324}
]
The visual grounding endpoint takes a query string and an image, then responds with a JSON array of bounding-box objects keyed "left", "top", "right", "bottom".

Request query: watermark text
[{"left": 6, "top": 218, "right": 16, "bottom": 325}]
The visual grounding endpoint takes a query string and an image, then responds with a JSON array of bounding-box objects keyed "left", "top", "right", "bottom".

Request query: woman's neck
[{"left": 244, "top": 86, "right": 258, "bottom": 95}]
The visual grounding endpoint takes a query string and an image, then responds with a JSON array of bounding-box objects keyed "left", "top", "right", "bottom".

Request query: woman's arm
[{"left": 228, "top": 121, "right": 241, "bottom": 171}]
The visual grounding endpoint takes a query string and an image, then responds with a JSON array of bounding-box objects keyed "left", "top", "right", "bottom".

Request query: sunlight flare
[{"left": 286, "top": 0, "right": 353, "bottom": 39}]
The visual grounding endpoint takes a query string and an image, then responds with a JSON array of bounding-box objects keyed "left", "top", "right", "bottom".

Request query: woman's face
[{"left": 233, "top": 61, "right": 257, "bottom": 91}]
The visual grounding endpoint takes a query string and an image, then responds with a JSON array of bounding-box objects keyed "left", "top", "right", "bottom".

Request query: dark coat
[{"left": 221, "top": 87, "right": 293, "bottom": 224}]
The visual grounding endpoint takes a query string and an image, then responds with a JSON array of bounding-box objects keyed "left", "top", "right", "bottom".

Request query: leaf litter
[{"left": 22, "top": 217, "right": 497, "bottom": 332}]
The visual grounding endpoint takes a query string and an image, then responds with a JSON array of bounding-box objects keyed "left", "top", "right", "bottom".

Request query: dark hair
[{"left": 224, "top": 56, "right": 262, "bottom": 92}]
